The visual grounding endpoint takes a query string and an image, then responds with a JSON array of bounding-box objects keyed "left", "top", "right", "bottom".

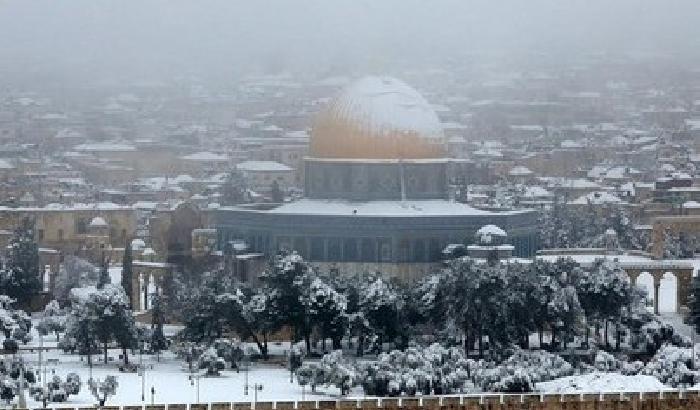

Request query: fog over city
[
  {"left": 2, "top": 0, "right": 700, "bottom": 84},
  {"left": 3, "top": 1, "right": 700, "bottom": 408}
]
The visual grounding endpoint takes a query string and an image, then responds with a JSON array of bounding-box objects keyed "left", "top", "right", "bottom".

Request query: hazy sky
[{"left": 1, "top": 0, "right": 699, "bottom": 83}]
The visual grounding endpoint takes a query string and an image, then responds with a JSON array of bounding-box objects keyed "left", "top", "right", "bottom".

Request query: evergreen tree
[
  {"left": 97, "top": 257, "right": 110, "bottom": 289},
  {"left": 150, "top": 294, "right": 168, "bottom": 357},
  {"left": 270, "top": 180, "right": 284, "bottom": 203},
  {"left": 0, "top": 218, "right": 42, "bottom": 305},
  {"left": 221, "top": 170, "right": 248, "bottom": 205},
  {"left": 689, "top": 276, "right": 700, "bottom": 335},
  {"left": 121, "top": 242, "right": 134, "bottom": 308},
  {"left": 64, "top": 285, "right": 136, "bottom": 365},
  {"left": 36, "top": 300, "right": 66, "bottom": 341},
  {"left": 259, "top": 252, "right": 315, "bottom": 353}
]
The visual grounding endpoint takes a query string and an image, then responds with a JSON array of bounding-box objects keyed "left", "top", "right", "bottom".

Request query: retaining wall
[{"left": 41, "top": 390, "right": 700, "bottom": 410}]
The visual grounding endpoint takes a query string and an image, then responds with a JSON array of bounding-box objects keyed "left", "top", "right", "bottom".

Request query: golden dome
[{"left": 310, "top": 76, "right": 446, "bottom": 159}]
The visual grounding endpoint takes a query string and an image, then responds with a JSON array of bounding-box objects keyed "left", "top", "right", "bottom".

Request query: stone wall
[{"left": 44, "top": 391, "right": 700, "bottom": 410}]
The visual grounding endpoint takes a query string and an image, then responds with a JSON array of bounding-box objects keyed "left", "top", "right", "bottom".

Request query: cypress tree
[
  {"left": 97, "top": 256, "right": 110, "bottom": 289},
  {"left": 689, "top": 276, "right": 700, "bottom": 334},
  {"left": 121, "top": 241, "right": 134, "bottom": 308}
]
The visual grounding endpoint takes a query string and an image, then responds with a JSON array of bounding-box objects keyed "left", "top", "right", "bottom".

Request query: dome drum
[{"left": 304, "top": 158, "right": 450, "bottom": 201}]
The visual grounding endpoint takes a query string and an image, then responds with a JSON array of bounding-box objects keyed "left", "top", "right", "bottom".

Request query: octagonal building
[{"left": 213, "top": 76, "right": 538, "bottom": 280}]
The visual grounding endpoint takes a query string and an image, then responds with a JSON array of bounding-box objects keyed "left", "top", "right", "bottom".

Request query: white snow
[
  {"left": 0, "top": 159, "right": 15, "bottom": 169},
  {"left": 570, "top": 191, "right": 625, "bottom": 205},
  {"left": 508, "top": 166, "right": 533, "bottom": 176},
  {"left": 476, "top": 225, "right": 507, "bottom": 242},
  {"left": 89, "top": 217, "right": 108, "bottom": 227},
  {"left": 236, "top": 161, "right": 293, "bottom": 172},
  {"left": 262, "top": 199, "right": 514, "bottom": 217},
  {"left": 537, "top": 372, "right": 669, "bottom": 393},
  {"left": 74, "top": 143, "right": 137, "bottom": 152},
  {"left": 16, "top": 348, "right": 333, "bottom": 408},
  {"left": 180, "top": 152, "right": 229, "bottom": 162}
]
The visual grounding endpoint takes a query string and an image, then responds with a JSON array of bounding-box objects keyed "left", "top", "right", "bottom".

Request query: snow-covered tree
[
  {"left": 36, "top": 300, "right": 66, "bottom": 341},
  {"left": 354, "top": 274, "right": 406, "bottom": 354},
  {"left": 270, "top": 180, "right": 284, "bottom": 203},
  {"left": 0, "top": 219, "right": 41, "bottom": 305},
  {"left": 0, "top": 296, "right": 32, "bottom": 353},
  {"left": 63, "top": 285, "right": 137, "bottom": 365},
  {"left": 53, "top": 256, "right": 99, "bottom": 301},
  {"left": 150, "top": 293, "right": 168, "bottom": 356},
  {"left": 221, "top": 170, "right": 249, "bottom": 205},
  {"left": 575, "top": 259, "right": 636, "bottom": 349},
  {"left": 88, "top": 376, "right": 118, "bottom": 407},
  {"left": 303, "top": 277, "right": 348, "bottom": 351}
]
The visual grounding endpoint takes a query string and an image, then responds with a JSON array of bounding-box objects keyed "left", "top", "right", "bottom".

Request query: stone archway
[{"left": 624, "top": 262, "right": 693, "bottom": 315}]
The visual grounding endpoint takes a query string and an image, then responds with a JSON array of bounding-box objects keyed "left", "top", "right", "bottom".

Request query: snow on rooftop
[
  {"left": 0, "top": 159, "right": 14, "bottom": 169},
  {"left": 180, "top": 151, "right": 228, "bottom": 161},
  {"left": 570, "top": 191, "right": 624, "bottom": 205},
  {"left": 74, "top": 142, "right": 136, "bottom": 152},
  {"left": 0, "top": 202, "right": 129, "bottom": 212},
  {"left": 550, "top": 178, "right": 603, "bottom": 189},
  {"left": 263, "top": 199, "right": 504, "bottom": 217},
  {"left": 236, "top": 160, "right": 293, "bottom": 172},
  {"left": 509, "top": 165, "right": 533, "bottom": 176},
  {"left": 523, "top": 186, "right": 553, "bottom": 198}
]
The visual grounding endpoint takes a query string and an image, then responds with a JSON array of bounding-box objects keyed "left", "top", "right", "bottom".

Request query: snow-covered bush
[
  {"left": 35, "top": 373, "right": 82, "bottom": 403},
  {"left": 198, "top": 347, "right": 226, "bottom": 376},
  {"left": 36, "top": 300, "right": 66, "bottom": 341},
  {"left": 88, "top": 375, "right": 118, "bottom": 407},
  {"left": 621, "top": 360, "right": 644, "bottom": 376},
  {"left": 473, "top": 349, "right": 574, "bottom": 392},
  {"left": 633, "top": 321, "right": 688, "bottom": 355},
  {"left": 356, "top": 343, "right": 476, "bottom": 396},
  {"left": 593, "top": 351, "right": 621, "bottom": 372},
  {"left": 64, "top": 373, "right": 81, "bottom": 395},
  {"left": 212, "top": 339, "right": 244, "bottom": 369},
  {"left": 640, "top": 344, "right": 699, "bottom": 387},
  {"left": 296, "top": 350, "right": 355, "bottom": 395}
]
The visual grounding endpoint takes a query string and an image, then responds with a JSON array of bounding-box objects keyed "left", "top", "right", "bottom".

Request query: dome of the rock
[{"left": 310, "top": 76, "right": 446, "bottom": 159}]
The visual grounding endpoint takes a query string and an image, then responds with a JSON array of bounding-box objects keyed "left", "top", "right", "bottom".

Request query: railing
[{"left": 49, "top": 390, "right": 700, "bottom": 410}]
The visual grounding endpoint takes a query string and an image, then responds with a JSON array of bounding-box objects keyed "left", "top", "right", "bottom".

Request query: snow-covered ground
[
  {"left": 536, "top": 373, "right": 669, "bottom": 393},
  {"left": 19, "top": 348, "right": 338, "bottom": 408}
]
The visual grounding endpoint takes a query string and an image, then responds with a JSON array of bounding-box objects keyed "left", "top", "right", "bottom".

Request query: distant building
[{"left": 235, "top": 160, "right": 295, "bottom": 193}]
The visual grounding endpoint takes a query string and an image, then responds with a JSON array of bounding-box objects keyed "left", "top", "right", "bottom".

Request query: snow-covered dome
[
  {"left": 476, "top": 224, "right": 507, "bottom": 245},
  {"left": 310, "top": 76, "right": 446, "bottom": 159},
  {"left": 131, "top": 238, "right": 146, "bottom": 250},
  {"left": 89, "top": 216, "right": 108, "bottom": 228}
]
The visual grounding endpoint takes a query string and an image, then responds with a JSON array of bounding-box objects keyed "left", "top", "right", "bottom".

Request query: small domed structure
[
  {"left": 476, "top": 224, "right": 507, "bottom": 245},
  {"left": 89, "top": 216, "right": 108, "bottom": 228},
  {"left": 310, "top": 76, "right": 446, "bottom": 159},
  {"left": 131, "top": 238, "right": 146, "bottom": 251}
]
